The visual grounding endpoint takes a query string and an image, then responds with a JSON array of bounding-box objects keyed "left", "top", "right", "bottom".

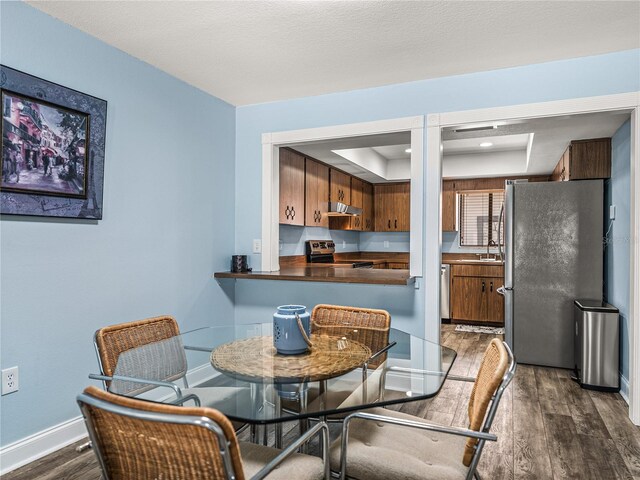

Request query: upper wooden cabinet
[
  {"left": 442, "top": 180, "right": 457, "bottom": 232},
  {"left": 330, "top": 169, "right": 351, "bottom": 205},
  {"left": 305, "top": 159, "right": 329, "bottom": 228},
  {"left": 375, "top": 182, "right": 410, "bottom": 232},
  {"left": 279, "top": 149, "right": 305, "bottom": 226},
  {"left": 361, "top": 182, "right": 374, "bottom": 232},
  {"left": 551, "top": 138, "right": 611, "bottom": 182},
  {"left": 350, "top": 178, "right": 364, "bottom": 230}
]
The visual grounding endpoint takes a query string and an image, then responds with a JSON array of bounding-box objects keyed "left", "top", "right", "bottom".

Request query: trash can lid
[{"left": 574, "top": 299, "right": 619, "bottom": 312}]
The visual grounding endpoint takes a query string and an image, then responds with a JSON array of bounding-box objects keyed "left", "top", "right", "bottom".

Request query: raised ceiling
[{"left": 27, "top": 1, "right": 640, "bottom": 106}]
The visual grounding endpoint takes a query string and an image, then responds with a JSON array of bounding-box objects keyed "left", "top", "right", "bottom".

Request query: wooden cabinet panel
[
  {"left": 442, "top": 180, "right": 457, "bottom": 232},
  {"left": 304, "top": 159, "right": 329, "bottom": 228},
  {"left": 279, "top": 149, "right": 305, "bottom": 226},
  {"left": 451, "top": 276, "right": 487, "bottom": 321},
  {"left": 350, "top": 178, "right": 364, "bottom": 231},
  {"left": 330, "top": 169, "right": 351, "bottom": 205},
  {"left": 362, "top": 182, "right": 374, "bottom": 232},
  {"left": 387, "top": 262, "right": 409, "bottom": 270},
  {"left": 374, "top": 182, "right": 410, "bottom": 232},
  {"left": 485, "top": 277, "right": 505, "bottom": 324},
  {"left": 569, "top": 138, "right": 611, "bottom": 180},
  {"left": 551, "top": 138, "right": 611, "bottom": 182},
  {"left": 451, "top": 265, "right": 504, "bottom": 325}
]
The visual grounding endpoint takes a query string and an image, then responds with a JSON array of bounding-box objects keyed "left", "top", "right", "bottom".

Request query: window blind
[{"left": 459, "top": 190, "right": 505, "bottom": 247}]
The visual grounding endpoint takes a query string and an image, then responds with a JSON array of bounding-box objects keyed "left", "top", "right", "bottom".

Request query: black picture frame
[{"left": 1, "top": 65, "right": 107, "bottom": 219}]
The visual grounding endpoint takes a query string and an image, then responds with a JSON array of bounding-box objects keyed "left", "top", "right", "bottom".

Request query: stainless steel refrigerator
[{"left": 500, "top": 180, "right": 603, "bottom": 369}]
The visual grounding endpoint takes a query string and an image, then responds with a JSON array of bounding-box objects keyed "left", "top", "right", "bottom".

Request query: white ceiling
[
  {"left": 442, "top": 110, "right": 632, "bottom": 177},
  {"left": 27, "top": 1, "right": 640, "bottom": 106},
  {"left": 444, "top": 134, "right": 531, "bottom": 155}
]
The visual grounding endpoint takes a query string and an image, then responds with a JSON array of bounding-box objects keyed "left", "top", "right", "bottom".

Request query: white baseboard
[
  {"left": 620, "top": 374, "right": 630, "bottom": 404},
  {"left": 0, "top": 363, "right": 218, "bottom": 475},
  {"left": 0, "top": 416, "right": 87, "bottom": 476}
]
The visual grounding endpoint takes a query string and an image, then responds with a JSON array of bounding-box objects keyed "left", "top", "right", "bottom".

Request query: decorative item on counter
[
  {"left": 231, "top": 255, "right": 252, "bottom": 273},
  {"left": 273, "top": 305, "right": 312, "bottom": 355}
]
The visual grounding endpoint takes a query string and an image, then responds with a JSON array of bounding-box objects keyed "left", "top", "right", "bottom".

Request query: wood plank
[
  {"left": 513, "top": 366, "right": 554, "bottom": 480},
  {"left": 534, "top": 366, "right": 571, "bottom": 415},
  {"left": 556, "top": 369, "right": 611, "bottom": 438},
  {"left": 589, "top": 390, "right": 640, "bottom": 476},
  {"left": 478, "top": 381, "right": 514, "bottom": 479},
  {"left": 542, "top": 413, "right": 590, "bottom": 479},
  {"left": 579, "top": 434, "right": 634, "bottom": 480}
]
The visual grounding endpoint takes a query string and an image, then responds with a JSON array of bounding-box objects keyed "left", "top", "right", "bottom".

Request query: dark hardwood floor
[{"left": 5, "top": 325, "right": 640, "bottom": 479}]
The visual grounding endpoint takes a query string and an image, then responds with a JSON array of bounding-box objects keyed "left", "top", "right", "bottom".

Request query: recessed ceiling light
[
  {"left": 480, "top": 142, "right": 493, "bottom": 148},
  {"left": 405, "top": 148, "right": 411, "bottom": 153}
]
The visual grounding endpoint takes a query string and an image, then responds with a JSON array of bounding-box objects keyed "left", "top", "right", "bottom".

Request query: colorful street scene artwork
[{"left": 2, "top": 90, "right": 88, "bottom": 198}]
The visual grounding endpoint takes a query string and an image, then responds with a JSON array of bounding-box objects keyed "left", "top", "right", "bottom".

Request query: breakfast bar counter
[{"left": 214, "top": 266, "right": 413, "bottom": 285}]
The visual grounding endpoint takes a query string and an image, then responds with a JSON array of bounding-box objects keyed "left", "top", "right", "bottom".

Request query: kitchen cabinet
[
  {"left": 362, "top": 182, "right": 374, "bottom": 232},
  {"left": 350, "top": 178, "right": 364, "bottom": 230},
  {"left": 330, "top": 169, "right": 351, "bottom": 205},
  {"left": 375, "top": 182, "right": 410, "bottom": 232},
  {"left": 279, "top": 149, "right": 305, "bottom": 226},
  {"left": 551, "top": 138, "right": 611, "bottom": 181},
  {"left": 450, "top": 264, "right": 504, "bottom": 325},
  {"left": 442, "top": 180, "right": 457, "bottom": 232},
  {"left": 305, "top": 159, "right": 329, "bottom": 228},
  {"left": 387, "top": 262, "right": 409, "bottom": 270}
]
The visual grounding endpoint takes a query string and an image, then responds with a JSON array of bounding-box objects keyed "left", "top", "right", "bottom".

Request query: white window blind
[{"left": 459, "top": 191, "right": 505, "bottom": 247}]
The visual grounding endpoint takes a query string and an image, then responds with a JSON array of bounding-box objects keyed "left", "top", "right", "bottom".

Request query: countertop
[
  {"left": 214, "top": 266, "right": 412, "bottom": 286},
  {"left": 442, "top": 259, "right": 504, "bottom": 266}
]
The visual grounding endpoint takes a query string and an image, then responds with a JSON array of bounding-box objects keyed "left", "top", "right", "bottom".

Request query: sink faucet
[{"left": 484, "top": 239, "right": 497, "bottom": 259}]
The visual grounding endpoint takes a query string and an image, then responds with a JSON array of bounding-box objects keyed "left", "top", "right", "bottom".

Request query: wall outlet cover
[
  {"left": 2, "top": 366, "right": 19, "bottom": 395},
  {"left": 384, "top": 241, "right": 390, "bottom": 248},
  {"left": 252, "top": 239, "right": 262, "bottom": 254}
]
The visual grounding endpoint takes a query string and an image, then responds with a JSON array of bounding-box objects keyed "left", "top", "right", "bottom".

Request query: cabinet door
[
  {"left": 362, "top": 182, "right": 374, "bottom": 231},
  {"left": 350, "top": 178, "right": 364, "bottom": 230},
  {"left": 374, "top": 185, "right": 392, "bottom": 231},
  {"left": 389, "top": 182, "right": 410, "bottom": 231},
  {"left": 330, "top": 169, "right": 351, "bottom": 205},
  {"left": 451, "top": 276, "right": 487, "bottom": 322},
  {"left": 279, "top": 149, "right": 305, "bottom": 226},
  {"left": 442, "top": 181, "right": 457, "bottom": 231},
  {"left": 485, "top": 277, "right": 505, "bottom": 325},
  {"left": 568, "top": 138, "right": 611, "bottom": 180},
  {"left": 305, "top": 159, "right": 328, "bottom": 228}
]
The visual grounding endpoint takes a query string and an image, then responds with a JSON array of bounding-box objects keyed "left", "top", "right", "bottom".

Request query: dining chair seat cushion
[
  {"left": 240, "top": 441, "right": 325, "bottom": 480},
  {"left": 329, "top": 407, "right": 468, "bottom": 480}
]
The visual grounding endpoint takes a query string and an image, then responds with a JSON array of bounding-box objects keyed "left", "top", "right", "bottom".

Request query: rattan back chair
[
  {"left": 78, "top": 386, "right": 330, "bottom": 480},
  {"left": 93, "top": 316, "right": 186, "bottom": 394},
  {"left": 332, "top": 339, "right": 516, "bottom": 480},
  {"left": 311, "top": 304, "right": 391, "bottom": 368}
]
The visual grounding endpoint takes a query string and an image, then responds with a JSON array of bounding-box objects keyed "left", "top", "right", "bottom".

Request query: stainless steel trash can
[{"left": 573, "top": 299, "right": 619, "bottom": 391}]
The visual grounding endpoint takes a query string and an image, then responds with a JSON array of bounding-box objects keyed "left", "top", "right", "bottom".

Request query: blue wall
[
  {"left": 604, "top": 120, "right": 632, "bottom": 397},
  {"left": 234, "top": 48, "right": 640, "bottom": 341},
  {"left": 0, "top": 3, "right": 236, "bottom": 447}
]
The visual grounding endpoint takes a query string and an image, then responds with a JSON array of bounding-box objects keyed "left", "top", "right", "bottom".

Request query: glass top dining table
[{"left": 105, "top": 323, "right": 457, "bottom": 426}]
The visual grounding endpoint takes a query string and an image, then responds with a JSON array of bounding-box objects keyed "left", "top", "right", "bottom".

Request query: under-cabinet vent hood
[{"left": 327, "top": 202, "right": 362, "bottom": 216}]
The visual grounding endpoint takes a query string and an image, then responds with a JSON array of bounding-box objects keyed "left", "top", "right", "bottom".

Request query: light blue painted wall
[
  {"left": 359, "top": 231, "right": 410, "bottom": 252},
  {"left": 442, "top": 231, "right": 495, "bottom": 254},
  {"left": 0, "top": 3, "right": 236, "bottom": 447},
  {"left": 604, "top": 120, "right": 631, "bottom": 396},
  {"left": 234, "top": 49, "right": 639, "bottom": 340}
]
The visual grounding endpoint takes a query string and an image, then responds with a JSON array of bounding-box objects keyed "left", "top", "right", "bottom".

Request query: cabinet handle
[
  {"left": 291, "top": 207, "right": 295, "bottom": 220},
  {"left": 490, "top": 282, "right": 493, "bottom": 292},
  {"left": 388, "top": 220, "right": 391, "bottom": 229},
  {"left": 395, "top": 219, "right": 397, "bottom": 229},
  {"left": 482, "top": 281, "right": 485, "bottom": 293}
]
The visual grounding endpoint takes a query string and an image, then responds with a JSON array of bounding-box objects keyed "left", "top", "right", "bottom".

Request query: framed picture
[{"left": 1, "top": 65, "right": 107, "bottom": 219}]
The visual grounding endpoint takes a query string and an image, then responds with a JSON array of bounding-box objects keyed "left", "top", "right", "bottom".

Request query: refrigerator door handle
[{"left": 496, "top": 285, "right": 511, "bottom": 296}]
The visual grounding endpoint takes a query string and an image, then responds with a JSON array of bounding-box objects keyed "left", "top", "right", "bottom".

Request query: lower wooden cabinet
[
  {"left": 450, "top": 265, "right": 504, "bottom": 325},
  {"left": 387, "top": 262, "right": 409, "bottom": 269}
]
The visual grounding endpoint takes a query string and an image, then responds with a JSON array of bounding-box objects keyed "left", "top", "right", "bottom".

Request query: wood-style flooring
[{"left": 5, "top": 324, "right": 640, "bottom": 479}]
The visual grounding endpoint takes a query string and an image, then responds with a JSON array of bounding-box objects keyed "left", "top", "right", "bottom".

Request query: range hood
[{"left": 327, "top": 202, "right": 362, "bottom": 216}]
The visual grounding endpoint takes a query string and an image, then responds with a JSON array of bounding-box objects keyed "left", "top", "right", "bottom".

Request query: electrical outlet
[
  {"left": 2, "top": 367, "right": 19, "bottom": 395},
  {"left": 384, "top": 241, "right": 390, "bottom": 248},
  {"left": 252, "top": 239, "right": 262, "bottom": 254}
]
